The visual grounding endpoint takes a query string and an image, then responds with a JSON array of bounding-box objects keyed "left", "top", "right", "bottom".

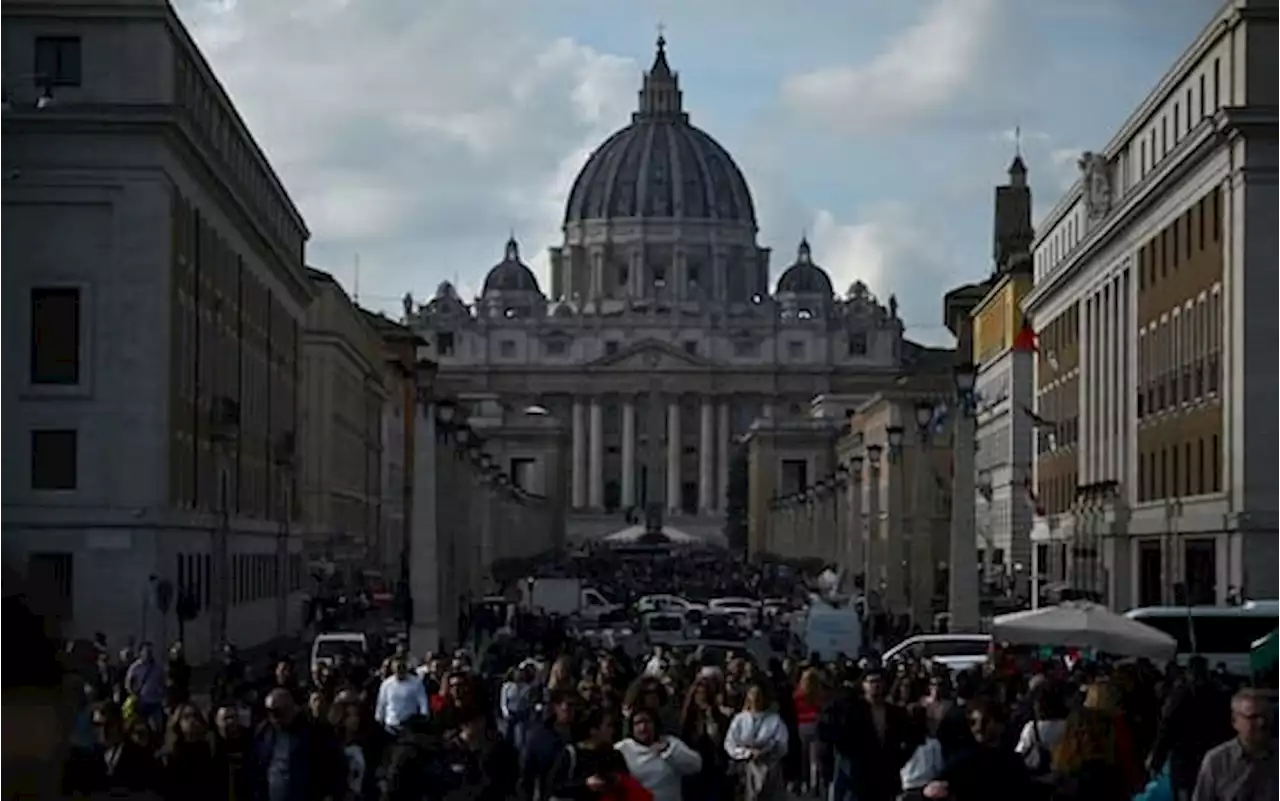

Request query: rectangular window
[
  {"left": 605, "top": 341, "right": 620, "bottom": 356},
  {"left": 848, "top": 332, "right": 868, "bottom": 356},
  {"left": 733, "top": 339, "right": 756, "bottom": 357},
  {"left": 1184, "top": 89, "right": 1192, "bottom": 131},
  {"left": 1185, "top": 211, "right": 1193, "bottom": 260},
  {"left": 682, "top": 340, "right": 698, "bottom": 355},
  {"left": 1196, "top": 439, "right": 1205, "bottom": 495},
  {"left": 1174, "top": 103, "right": 1181, "bottom": 141},
  {"left": 30, "top": 287, "right": 81, "bottom": 385},
  {"left": 34, "top": 36, "right": 82, "bottom": 87},
  {"left": 1184, "top": 443, "right": 1193, "bottom": 496},
  {"left": 1199, "top": 74, "right": 1206, "bottom": 118},
  {"left": 436, "top": 331, "right": 455, "bottom": 356},
  {"left": 1172, "top": 222, "right": 1180, "bottom": 268},
  {"left": 787, "top": 340, "right": 805, "bottom": 360},
  {"left": 1159, "top": 448, "right": 1168, "bottom": 498},
  {"left": 1140, "top": 140, "right": 1148, "bottom": 175},
  {"left": 1137, "top": 453, "right": 1146, "bottom": 502},
  {"left": 1210, "top": 435, "right": 1220, "bottom": 492},
  {"left": 1198, "top": 196, "right": 1206, "bottom": 248},
  {"left": 780, "top": 459, "right": 808, "bottom": 494},
  {"left": 544, "top": 340, "right": 567, "bottom": 357},
  {"left": 31, "top": 429, "right": 77, "bottom": 490},
  {"left": 1212, "top": 58, "right": 1221, "bottom": 110},
  {"left": 509, "top": 457, "right": 535, "bottom": 490},
  {"left": 498, "top": 340, "right": 515, "bottom": 358},
  {"left": 1211, "top": 190, "right": 1221, "bottom": 241},
  {"left": 1171, "top": 446, "right": 1180, "bottom": 497}
]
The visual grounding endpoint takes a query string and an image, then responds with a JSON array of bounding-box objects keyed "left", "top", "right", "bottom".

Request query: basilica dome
[
  {"left": 482, "top": 237, "right": 542, "bottom": 294},
  {"left": 563, "top": 37, "right": 756, "bottom": 227},
  {"left": 776, "top": 239, "right": 834, "bottom": 296}
]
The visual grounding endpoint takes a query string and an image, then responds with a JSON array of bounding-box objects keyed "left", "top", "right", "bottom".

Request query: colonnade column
[
  {"left": 716, "top": 400, "right": 731, "bottom": 513},
  {"left": 588, "top": 397, "right": 604, "bottom": 509},
  {"left": 620, "top": 398, "right": 636, "bottom": 509},
  {"left": 571, "top": 398, "right": 587, "bottom": 509},
  {"left": 666, "top": 399, "right": 682, "bottom": 514},
  {"left": 698, "top": 398, "right": 715, "bottom": 513},
  {"left": 848, "top": 459, "right": 864, "bottom": 585}
]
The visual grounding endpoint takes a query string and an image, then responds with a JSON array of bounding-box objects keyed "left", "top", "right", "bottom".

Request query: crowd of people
[
  {"left": 54, "top": 626, "right": 1275, "bottom": 800},
  {"left": 24, "top": 549, "right": 1278, "bottom": 801}
]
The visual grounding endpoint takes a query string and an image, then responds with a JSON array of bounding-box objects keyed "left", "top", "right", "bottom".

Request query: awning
[
  {"left": 1251, "top": 629, "right": 1278, "bottom": 674},
  {"left": 992, "top": 600, "right": 1178, "bottom": 661}
]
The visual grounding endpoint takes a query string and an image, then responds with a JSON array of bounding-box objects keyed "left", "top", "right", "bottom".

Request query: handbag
[{"left": 1025, "top": 714, "right": 1052, "bottom": 776}]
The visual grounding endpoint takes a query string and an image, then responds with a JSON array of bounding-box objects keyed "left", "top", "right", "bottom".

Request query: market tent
[
  {"left": 602, "top": 525, "right": 699, "bottom": 544},
  {"left": 992, "top": 600, "right": 1178, "bottom": 661}
]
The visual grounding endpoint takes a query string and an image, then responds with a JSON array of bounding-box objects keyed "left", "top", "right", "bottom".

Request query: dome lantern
[{"left": 635, "top": 34, "right": 685, "bottom": 122}]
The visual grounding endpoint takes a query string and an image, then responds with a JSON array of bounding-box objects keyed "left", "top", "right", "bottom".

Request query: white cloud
[
  {"left": 806, "top": 204, "right": 962, "bottom": 346},
  {"left": 172, "top": 0, "right": 637, "bottom": 305},
  {"left": 780, "top": 0, "right": 1001, "bottom": 135}
]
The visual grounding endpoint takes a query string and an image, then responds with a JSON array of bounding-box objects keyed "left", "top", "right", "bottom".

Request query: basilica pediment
[{"left": 588, "top": 338, "right": 716, "bottom": 371}]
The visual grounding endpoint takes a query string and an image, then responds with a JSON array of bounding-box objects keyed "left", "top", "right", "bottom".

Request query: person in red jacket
[{"left": 793, "top": 667, "right": 828, "bottom": 797}]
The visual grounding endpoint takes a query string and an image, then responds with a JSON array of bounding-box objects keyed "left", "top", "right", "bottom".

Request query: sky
[{"left": 174, "top": 0, "right": 1217, "bottom": 346}]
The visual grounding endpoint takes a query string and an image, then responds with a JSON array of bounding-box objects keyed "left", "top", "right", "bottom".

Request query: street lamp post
[
  {"left": 848, "top": 456, "right": 865, "bottom": 591},
  {"left": 948, "top": 363, "right": 980, "bottom": 631},
  {"left": 912, "top": 400, "right": 935, "bottom": 628},
  {"left": 866, "top": 444, "right": 883, "bottom": 605},
  {"left": 834, "top": 465, "right": 848, "bottom": 574},
  {"left": 885, "top": 425, "right": 906, "bottom": 616}
]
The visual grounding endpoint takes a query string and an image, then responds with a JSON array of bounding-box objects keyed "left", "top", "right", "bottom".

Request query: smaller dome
[
  {"left": 483, "top": 237, "right": 542, "bottom": 294},
  {"left": 776, "top": 238, "right": 834, "bottom": 296}
]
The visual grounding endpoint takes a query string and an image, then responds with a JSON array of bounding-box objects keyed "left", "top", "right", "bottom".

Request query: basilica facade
[{"left": 405, "top": 37, "right": 942, "bottom": 543}]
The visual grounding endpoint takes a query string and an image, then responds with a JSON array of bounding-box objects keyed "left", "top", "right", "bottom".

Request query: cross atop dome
[{"left": 636, "top": 29, "right": 685, "bottom": 121}]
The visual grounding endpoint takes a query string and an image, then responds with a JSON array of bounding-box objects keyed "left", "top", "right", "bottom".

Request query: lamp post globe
[
  {"left": 914, "top": 400, "right": 934, "bottom": 429},
  {"left": 886, "top": 425, "right": 904, "bottom": 450}
]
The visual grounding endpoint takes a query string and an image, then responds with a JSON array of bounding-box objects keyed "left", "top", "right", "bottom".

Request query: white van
[
  {"left": 883, "top": 634, "right": 992, "bottom": 675},
  {"left": 310, "top": 631, "right": 369, "bottom": 675}
]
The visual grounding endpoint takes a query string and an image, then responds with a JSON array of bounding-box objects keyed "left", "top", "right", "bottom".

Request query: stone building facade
[
  {"left": 1023, "top": 0, "right": 1278, "bottom": 608},
  {"left": 406, "top": 37, "right": 939, "bottom": 543},
  {"left": 969, "top": 157, "right": 1038, "bottom": 603},
  {"left": 2, "top": 0, "right": 310, "bottom": 663},
  {"left": 301, "top": 269, "right": 388, "bottom": 579}
]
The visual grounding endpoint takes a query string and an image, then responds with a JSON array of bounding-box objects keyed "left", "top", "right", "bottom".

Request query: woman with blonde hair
[
  {"left": 1082, "top": 680, "right": 1141, "bottom": 790},
  {"left": 547, "top": 655, "right": 576, "bottom": 693},
  {"left": 159, "top": 703, "right": 216, "bottom": 800},
  {"left": 792, "top": 667, "right": 827, "bottom": 797},
  {"left": 724, "top": 681, "right": 789, "bottom": 801},
  {"left": 1048, "top": 706, "right": 1130, "bottom": 801}
]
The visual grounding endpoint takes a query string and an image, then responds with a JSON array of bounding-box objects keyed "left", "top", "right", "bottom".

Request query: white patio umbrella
[{"left": 991, "top": 600, "right": 1178, "bottom": 661}]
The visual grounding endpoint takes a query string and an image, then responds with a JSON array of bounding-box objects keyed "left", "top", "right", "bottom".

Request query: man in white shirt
[{"left": 374, "top": 659, "right": 430, "bottom": 734}]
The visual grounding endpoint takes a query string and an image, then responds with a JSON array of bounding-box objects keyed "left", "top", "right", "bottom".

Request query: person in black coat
[
  {"left": 927, "top": 698, "right": 1031, "bottom": 801},
  {"left": 62, "top": 700, "right": 158, "bottom": 797},
  {"left": 518, "top": 689, "right": 580, "bottom": 801},
  {"left": 432, "top": 705, "right": 520, "bottom": 801},
  {"left": 248, "top": 688, "right": 343, "bottom": 801},
  {"left": 819, "top": 669, "right": 918, "bottom": 801}
]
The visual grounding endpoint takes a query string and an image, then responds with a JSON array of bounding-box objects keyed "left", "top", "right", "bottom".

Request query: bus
[{"left": 1124, "top": 601, "right": 1279, "bottom": 676}]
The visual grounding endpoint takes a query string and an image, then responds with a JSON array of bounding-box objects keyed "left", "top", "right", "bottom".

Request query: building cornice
[
  {"left": 1030, "top": 3, "right": 1248, "bottom": 247},
  {"left": 3, "top": 106, "right": 315, "bottom": 307},
  {"left": 1022, "top": 117, "right": 1226, "bottom": 315},
  {"left": 3, "top": 0, "right": 309, "bottom": 236}
]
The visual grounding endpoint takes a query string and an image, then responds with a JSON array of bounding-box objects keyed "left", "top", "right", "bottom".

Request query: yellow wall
[{"left": 971, "top": 274, "right": 1033, "bottom": 367}]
